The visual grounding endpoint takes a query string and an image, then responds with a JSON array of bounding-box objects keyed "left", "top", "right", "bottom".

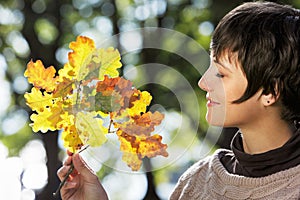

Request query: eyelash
[{"left": 215, "top": 73, "right": 225, "bottom": 78}]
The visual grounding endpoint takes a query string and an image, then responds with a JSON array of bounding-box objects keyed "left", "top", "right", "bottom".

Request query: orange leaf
[
  {"left": 134, "top": 111, "right": 165, "bottom": 127},
  {"left": 115, "top": 111, "right": 164, "bottom": 137},
  {"left": 96, "top": 75, "right": 120, "bottom": 92},
  {"left": 24, "top": 60, "right": 58, "bottom": 92},
  {"left": 117, "top": 129, "right": 168, "bottom": 171},
  {"left": 95, "top": 76, "right": 137, "bottom": 114},
  {"left": 138, "top": 134, "right": 168, "bottom": 158}
]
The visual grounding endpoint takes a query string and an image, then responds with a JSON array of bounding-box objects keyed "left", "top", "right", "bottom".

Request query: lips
[{"left": 206, "top": 95, "right": 220, "bottom": 107}]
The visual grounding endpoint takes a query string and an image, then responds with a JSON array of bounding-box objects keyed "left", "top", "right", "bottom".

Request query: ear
[
  {"left": 261, "top": 82, "right": 281, "bottom": 106},
  {"left": 261, "top": 93, "right": 277, "bottom": 106}
]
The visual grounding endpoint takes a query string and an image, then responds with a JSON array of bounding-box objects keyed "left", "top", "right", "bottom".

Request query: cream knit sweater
[{"left": 169, "top": 149, "right": 300, "bottom": 200}]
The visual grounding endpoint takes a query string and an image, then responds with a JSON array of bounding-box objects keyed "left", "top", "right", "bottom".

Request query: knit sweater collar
[
  {"left": 214, "top": 149, "right": 300, "bottom": 185},
  {"left": 227, "top": 128, "right": 300, "bottom": 177},
  {"left": 211, "top": 149, "right": 300, "bottom": 199}
]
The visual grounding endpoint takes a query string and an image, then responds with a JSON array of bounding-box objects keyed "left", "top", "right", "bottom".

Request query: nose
[{"left": 198, "top": 75, "right": 209, "bottom": 92}]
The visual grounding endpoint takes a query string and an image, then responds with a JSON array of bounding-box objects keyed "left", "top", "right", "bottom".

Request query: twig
[
  {"left": 53, "top": 145, "right": 90, "bottom": 197},
  {"left": 108, "top": 119, "right": 113, "bottom": 133},
  {"left": 53, "top": 163, "right": 74, "bottom": 198}
]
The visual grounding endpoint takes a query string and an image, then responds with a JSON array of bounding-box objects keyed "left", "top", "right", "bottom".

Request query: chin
[
  {"left": 206, "top": 112, "right": 226, "bottom": 127},
  {"left": 207, "top": 121, "right": 225, "bottom": 127}
]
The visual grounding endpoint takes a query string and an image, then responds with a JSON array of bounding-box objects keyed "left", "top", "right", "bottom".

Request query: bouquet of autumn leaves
[{"left": 24, "top": 36, "right": 168, "bottom": 171}]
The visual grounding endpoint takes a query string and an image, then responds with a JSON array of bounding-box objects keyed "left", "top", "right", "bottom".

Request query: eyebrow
[{"left": 213, "top": 58, "right": 233, "bottom": 73}]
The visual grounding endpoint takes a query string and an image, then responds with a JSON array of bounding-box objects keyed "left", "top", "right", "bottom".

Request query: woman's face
[{"left": 198, "top": 52, "right": 263, "bottom": 127}]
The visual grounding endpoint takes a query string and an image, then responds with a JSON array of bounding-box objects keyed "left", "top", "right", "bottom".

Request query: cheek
[
  {"left": 208, "top": 77, "right": 225, "bottom": 100},
  {"left": 224, "top": 80, "right": 247, "bottom": 102},
  {"left": 224, "top": 97, "right": 262, "bottom": 126}
]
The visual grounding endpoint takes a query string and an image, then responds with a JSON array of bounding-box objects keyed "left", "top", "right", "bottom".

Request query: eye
[{"left": 215, "top": 73, "right": 224, "bottom": 78}]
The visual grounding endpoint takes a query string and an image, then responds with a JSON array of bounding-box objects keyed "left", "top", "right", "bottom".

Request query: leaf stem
[
  {"left": 53, "top": 145, "right": 90, "bottom": 197},
  {"left": 108, "top": 119, "right": 113, "bottom": 133},
  {"left": 53, "top": 163, "right": 74, "bottom": 197}
]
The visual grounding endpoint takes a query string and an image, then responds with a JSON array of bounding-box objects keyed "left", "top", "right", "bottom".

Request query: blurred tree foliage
[{"left": 0, "top": 0, "right": 299, "bottom": 199}]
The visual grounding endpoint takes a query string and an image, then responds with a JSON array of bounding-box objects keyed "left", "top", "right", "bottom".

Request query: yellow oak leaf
[
  {"left": 29, "top": 99, "right": 67, "bottom": 133},
  {"left": 96, "top": 110, "right": 109, "bottom": 118},
  {"left": 62, "top": 36, "right": 96, "bottom": 80},
  {"left": 122, "top": 152, "right": 142, "bottom": 171},
  {"left": 127, "top": 91, "right": 152, "bottom": 117},
  {"left": 92, "top": 47, "right": 122, "bottom": 80},
  {"left": 69, "top": 36, "right": 95, "bottom": 67},
  {"left": 30, "top": 108, "right": 56, "bottom": 133},
  {"left": 24, "top": 87, "right": 55, "bottom": 112},
  {"left": 53, "top": 77, "right": 74, "bottom": 98},
  {"left": 62, "top": 124, "right": 83, "bottom": 153},
  {"left": 58, "top": 62, "right": 76, "bottom": 80},
  {"left": 57, "top": 112, "right": 74, "bottom": 130},
  {"left": 58, "top": 112, "right": 84, "bottom": 153},
  {"left": 24, "top": 60, "right": 58, "bottom": 92},
  {"left": 75, "top": 112, "right": 108, "bottom": 147},
  {"left": 46, "top": 102, "right": 65, "bottom": 130}
]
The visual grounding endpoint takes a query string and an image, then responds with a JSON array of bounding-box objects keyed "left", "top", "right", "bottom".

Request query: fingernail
[{"left": 65, "top": 181, "right": 77, "bottom": 189}]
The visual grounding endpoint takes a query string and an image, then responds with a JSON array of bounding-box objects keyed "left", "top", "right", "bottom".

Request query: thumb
[{"left": 72, "top": 153, "right": 96, "bottom": 178}]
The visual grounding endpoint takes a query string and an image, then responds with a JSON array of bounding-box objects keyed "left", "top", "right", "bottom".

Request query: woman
[{"left": 57, "top": 1, "right": 300, "bottom": 199}]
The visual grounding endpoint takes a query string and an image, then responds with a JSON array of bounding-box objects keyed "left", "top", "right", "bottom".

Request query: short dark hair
[{"left": 211, "top": 1, "right": 300, "bottom": 124}]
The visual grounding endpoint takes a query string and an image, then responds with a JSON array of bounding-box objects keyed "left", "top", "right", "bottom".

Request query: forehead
[{"left": 210, "top": 50, "right": 241, "bottom": 71}]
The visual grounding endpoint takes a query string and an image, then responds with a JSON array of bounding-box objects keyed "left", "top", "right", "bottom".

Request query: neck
[{"left": 239, "top": 117, "right": 293, "bottom": 155}]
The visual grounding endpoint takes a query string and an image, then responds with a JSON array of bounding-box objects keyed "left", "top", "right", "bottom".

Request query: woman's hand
[{"left": 57, "top": 152, "right": 108, "bottom": 200}]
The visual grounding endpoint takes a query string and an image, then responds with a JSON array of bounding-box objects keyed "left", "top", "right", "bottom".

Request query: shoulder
[
  {"left": 179, "top": 149, "right": 228, "bottom": 180},
  {"left": 181, "top": 148, "right": 231, "bottom": 178},
  {"left": 169, "top": 149, "right": 230, "bottom": 200},
  {"left": 170, "top": 147, "right": 300, "bottom": 199}
]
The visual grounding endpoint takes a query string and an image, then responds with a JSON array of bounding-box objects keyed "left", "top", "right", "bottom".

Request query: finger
[
  {"left": 70, "top": 168, "right": 79, "bottom": 177},
  {"left": 67, "top": 150, "right": 74, "bottom": 156},
  {"left": 72, "top": 153, "right": 97, "bottom": 179},
  {"left": 62, "top": 181, "right": 77, "bottom": 190},
  {"left": 63, "top": 155, "right": 73, "bottom": 166},
  {"left": 57, "top": 165, "right": 71, "bottom": 181}
]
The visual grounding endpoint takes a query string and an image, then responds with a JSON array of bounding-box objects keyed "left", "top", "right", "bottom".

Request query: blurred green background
[{"left": 0, "top": 0, "right": 299, "bottom": 199}]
